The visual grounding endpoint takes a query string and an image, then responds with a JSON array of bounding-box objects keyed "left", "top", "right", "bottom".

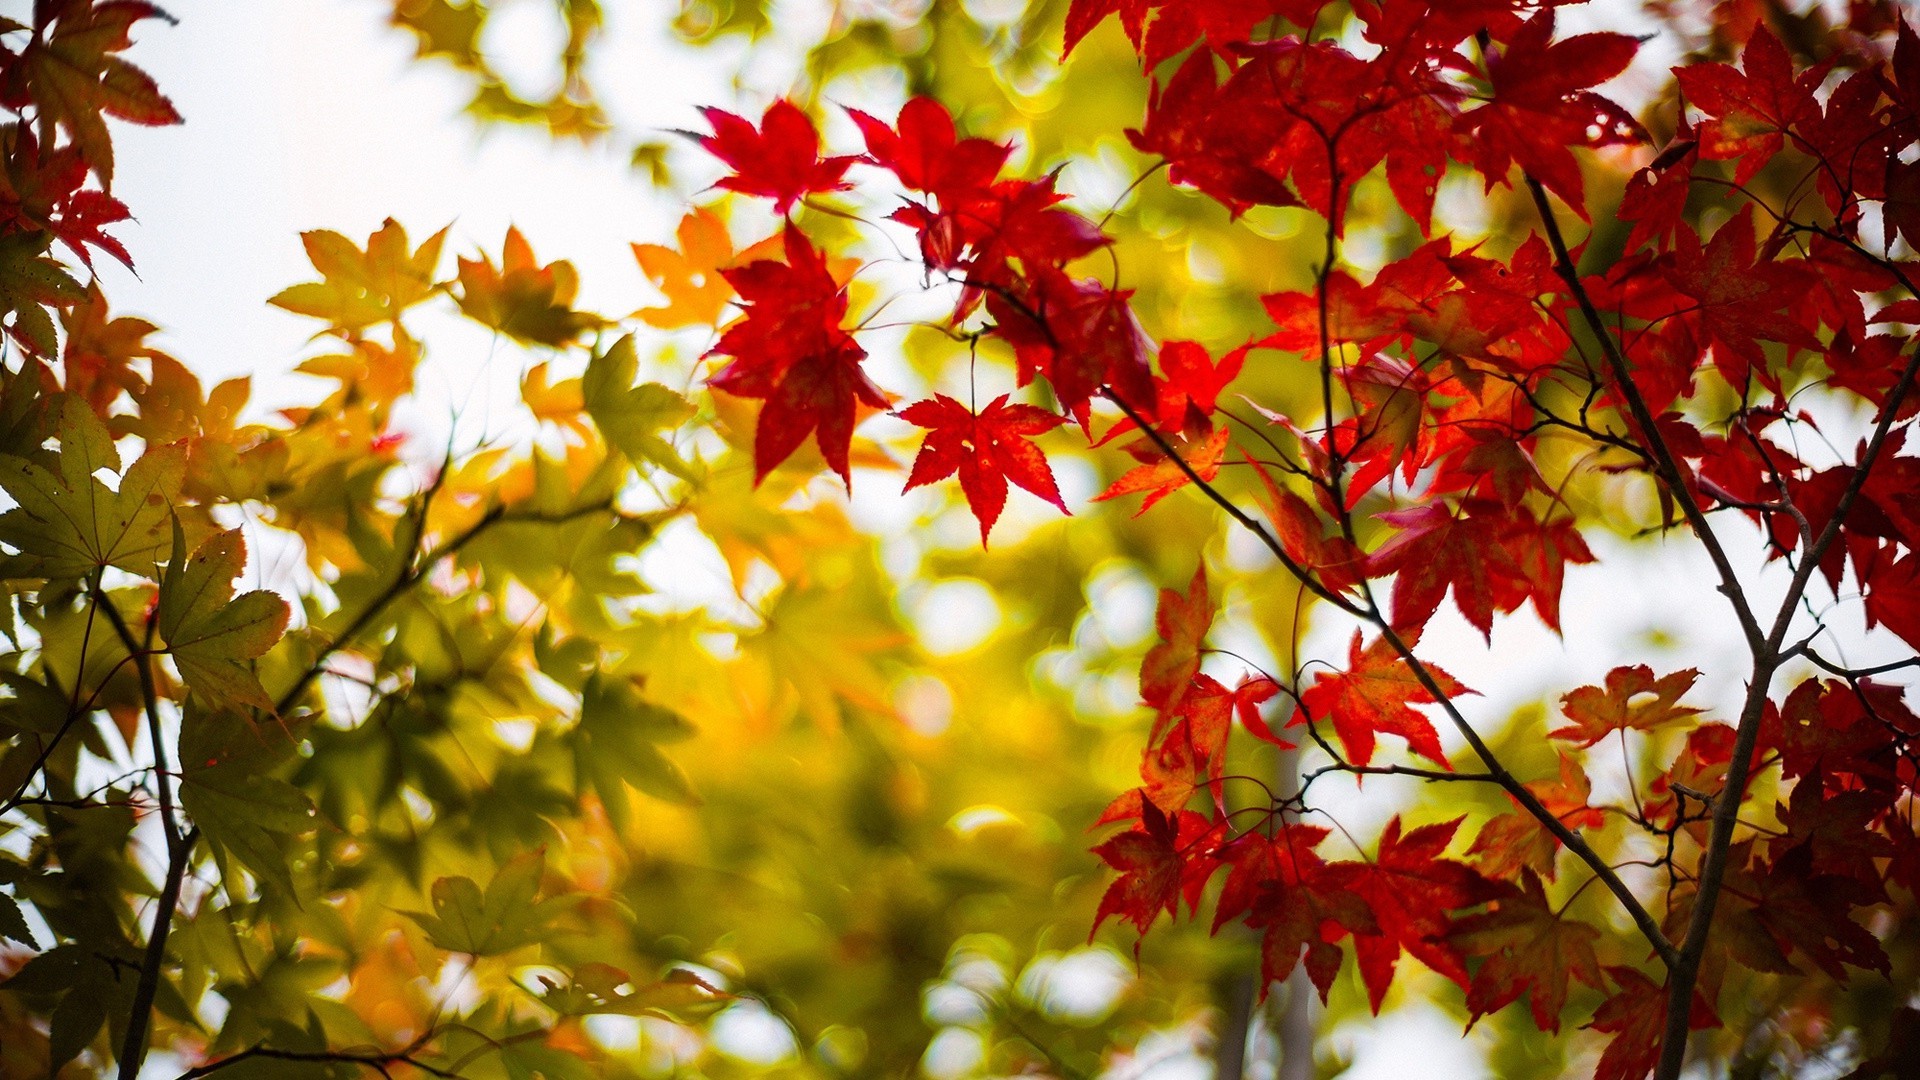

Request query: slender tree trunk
[
  {"left": 1216, "top": 971, "right": 1256, "bottom": 1080},
  {"left": 1272, "top": 744, "right": 1314, "bottom": 1080},
  {"left": 1274, "top": 965, "right": 1315, "bottom": 1080}
]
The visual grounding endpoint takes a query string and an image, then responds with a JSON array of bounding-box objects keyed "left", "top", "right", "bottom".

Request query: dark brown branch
[
  {"left": 1522, "top": 176, "right": 1767, "bottom": 657},
  {"left": 1101, "top": 396, "right": 1678, "bottom": 966},
  {"left": 120, "top": 827, "right": 196, "bottom": 1080},
  {"left": 1799, "top": 651, "right": 1920, "bottom": 679},
  {"left": 102, "top": 592, "right": 192, "bottom": 1080},
  {"left": 176, "top": 1033, "right": 461, "bottom": 1079},
  {"left": 1658, "top": 249, "right": 1920, "bottom": 1080}
]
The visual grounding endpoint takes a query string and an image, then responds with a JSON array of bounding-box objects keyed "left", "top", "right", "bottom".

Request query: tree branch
[
  {"left": 176, "top": 1033, "right": 461, "bottom": 1079},
  {"left": 1100, "top": 393, "right": 1677, "bottom": 966},
  {"left": 274, "top": 500, "right": 618, "bottom": 716},
  {"left": 1522, "top": 176, "right": 1767, "bottom": 657},
  {"left": 119, "top": 827, "right": 197, "bottom": 1080}
]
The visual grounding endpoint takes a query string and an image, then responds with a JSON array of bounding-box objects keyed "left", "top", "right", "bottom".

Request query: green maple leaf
[
  {"left": 0, "top": 233, "right": 85, "bottom": 356},
  {"left": 177, "top": 708, "right": 319, "bottom": 896},
  {"left": 158, "top": 520, "right": 290, "bottom": 711},
  {"left": 572, "top": 671, "right": 697, "bottom": 817},
  {"left": 583, "top": 333, "right": 697, "bottom": 481},
  {"left": 534, "top": 962, "right": 729, "bottom": 1018},
  {"left": 403, "top": 849, "right": 580, "bottom": 956},
  {"left": 0, "top": 395, "right": 183, "bottom": 578}
]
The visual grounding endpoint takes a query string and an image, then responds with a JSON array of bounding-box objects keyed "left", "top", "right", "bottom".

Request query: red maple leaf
[
  {"left": 1246, "top": 456, "right": 1366, "bottom": 591},
  {"left": 848, "top": 97, "right": 1009, "bottom": 206},
  {"left": 1127, "top": 49, "right": 1300, "bottom": 216},
  {"left": 1213, "top": 823, "right": 1329, "bottom": 930},
  {"left": 696, "top": 100, "right": 856, "bottom": 214},
  {"left": 1467, "top": 753, "right": 1608, "bottom": 882},
  {"left": 898, "top": 393, "right": 1068, "bottom": 545},
  {"left": 1345, "top": 816, "right": 1498, "bottom": 1012},
  {"left": 1234, "top": 834, "right": 1379, "bottom": 1001},
  {"left": 1091, "top": 801, "right": 1219, "bottom": 938},
  {"left": 0, "top": 126, "right": 131, "bottom": 268},
  {"left": 1139, "top": 565, "right": 1212, "bottom": 718},
  {"left": 1293, "top": 631, "right": 1471, "bottom": 768},
  {"left": 1452, "top": 869, "right": 1603, "bottom": 1032},
  {"left": 1091, "top": 800, "right": 1184, "bottom": 936},
  {"left": 1588, "top": 967, "right": 1716, "bottom": 1080},
  {"left": 1550, "top": 665, "right": 1704, "bottom": 747},
  {"left": 1457, "top": 12, "right": 1644, "bottom": 211},
  {"left": 707, "top": 224, "right": 886, "bottom": 483},
  {"left": 1618, "top": 129, "right": 1699, "bottom": 253},
  {"left": 990, "top": 271, "right": 1154, "bottom": 418},
  {"left": 1093, "top": 424, "right": 1229, "bottom": 515},
  {"left": 1673, "top": 25, "right": 1824, "bottom": 186},
  {"left": 1, "top": 0, "right": 182, "bottom": 188},
  {"left": 1662, "top": 208, "right": 1819, "bottom": 393}
]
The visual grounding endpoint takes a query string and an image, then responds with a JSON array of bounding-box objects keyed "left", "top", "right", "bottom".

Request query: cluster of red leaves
[
  {"left": 0, "top": 1, "right": 179, "bottom": 355},
  {"left": 692, "top": 1, "right": 1920, "bottom": 1072},
  {"left": 696, "top": 95, "right": 1244, "bottom": 534}
]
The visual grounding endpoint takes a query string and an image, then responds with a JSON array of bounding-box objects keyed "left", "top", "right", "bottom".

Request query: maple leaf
[
  {"left": 1662, "top": 209, "right": 1819, "bottom": 392},
  {"left": 1346, "top": 816, "right": 1498, "bottom": 1012},
  {"left": 1194, "top": 672, "right": 1289, "bottom": 749},
  {"left": 696, "top": 100, "right": 855, "bottom": 214},
  {"left": 631, "top": 206, "right": 738, "bottom": 329},
  {"left": 1457, "top": 12, "right": 1643, "bottom": 211},
  {"left": 1467, "top": 752, "right": 1607, "bottom": 881},
  {"left": 848, "top": 97, "right": 1010, "bottom": 205},
  {"left": 1550, "top": 665, "right": 1703, "bottom": 747},
  {"left": 60, "top": 279, "right": 159, "bottom": 416},
  {"left": 270, "top": 218, "right": 448, "bottom": 333},
  {"left": 403, "top": 849, "right": 582, "bottom": 956},
  {"left": 1127, "top": 49, "right": 1299, "bottom": 215},
  {"left": 583, "top": 335, "right": 698, "bottom": 481},
  {"left": 1001, "top": 273, "right": 1155, "bottom": 417},
  {"left": 1138, "top": 565, "right": 1211, "bottom": 718},
  {"left": 176, "top": 706, "right": 318, "bottom": 896},
  {"left": 1294, "top": 631, "right": 1470, "bottom": 769},
  {"left": 0, "top": 394, "right": 182, "bottom": 578},
  {"left": 1100, "top": 340, "right": 1248, "bottom": 443},
  {"left": 455, "top": 225, "right": 604, "bottom": 347},
  {"left": 0, "top": 124, "right": 132, "bottom": 268},
  {"left": 1091, "top": 800, "right": 1185, "bottom": 937},
  {"left": 1246, "top": 456, "right": 1365, "bottom": 591},
  {"left": 1589, "top": 967, "right": 1706, "bottom": 1080},
  {"left": 7, "top": 0, "right": 182, "bottom": 189},
  {"left": 1619, "top": 130, "right": 1700, "bottom": 253},
  {"left": 1093, "top": 424, "right": 1229, "bottom": 515},
  {"left": 1368, "top": 500, "right": 1591, "bottom": 637},
  {"left": 1673, "top": 25, "right": 1823, "bottom": 186},
  {"left": 1229, "top": 829, "right": 1378, "bottom": 1001},
  {"left": 898, "top": 392, "right": 1068, "bottom": 545},
  {"left": 1213, "top": 823, "right": 1329, "bottom": 930},
  {"left": 537, "top": 963, "right": 731, "bottom": 1019},
  {"left": 157, "top": 520, "right": 290, "bottom": 712},
  {"left": 707, "top": 223, "right": 886, "bottom": 484},
  {"left": 572, "top": 673, "right": 698, "bottom": 818},
  {"left": 1452, "top": 870, "right": 1603, "bottom": 1032},
  {"left": 0, "top": 231, "right": 85, "bottom": 356}
]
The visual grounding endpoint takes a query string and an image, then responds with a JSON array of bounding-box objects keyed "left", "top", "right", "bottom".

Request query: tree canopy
[{"left": 0, "top": 2, "right": 1918, "bottom": 1079}]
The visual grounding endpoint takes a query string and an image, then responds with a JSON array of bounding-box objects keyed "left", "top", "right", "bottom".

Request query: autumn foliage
[
  {"left": 4, "top": 0, "right": 1920, "bottom": 1078},
  {"left": 684, "top": 1, "right": 1920, "bottom": 1077}
]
